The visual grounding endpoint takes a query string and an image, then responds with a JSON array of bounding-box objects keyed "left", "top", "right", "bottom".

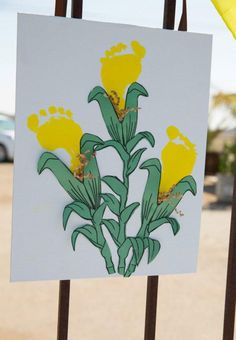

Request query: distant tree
[{"left": 212, "top": 92, "right": 236, "bottom": 116}]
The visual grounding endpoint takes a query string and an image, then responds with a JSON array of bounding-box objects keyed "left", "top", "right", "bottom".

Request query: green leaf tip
[
  {"left": 63, "top": 202, "right": 92, "bottom": 230},
  {"left": 127, "top": 148, "right": 147, "bottom": 175},
  {"left": 71, "top": 230, "right": 77, "bottom": 251},
  {"left": 127, "top": 82, "right": 149, "bottom": 97},
  {"left": 37, "top": 152, "right": 58, "bottom": 174},
  {"left": 139, "top": 158, "right": 162, "bottom": 172},
  {"left": 80, "top": 133, "right": 104, "bottom": 149},
  {"left": 88, "top": 86, "right": 106, "bottom": 103},
  {"left": 145, "top": 238, "right": 161, "bottom": 264},
  {"left": 101, "top": 193, "right": 120, "bottom": 215},
  {"left": 148, "top": 217, "right": 180, "bottom": 236},
  {"left": 120, "top": 202, "right": 140, "bottom": 224},
  {"left": 126, "top": 131, "right": 155, "bottom": 153},
  {"left": 93, "top": 202, "right": 107, "bottom": 224},
  {"left": 180, "top": 176, "right": 197, "bottom": 196},
  {"left": 71, "top": 224, "right": 98, "bottom": 251}
]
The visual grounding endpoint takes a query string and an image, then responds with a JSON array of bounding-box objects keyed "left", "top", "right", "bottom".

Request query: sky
[{"left": 0, "top": 0, "right": 236, "bottom": 116}]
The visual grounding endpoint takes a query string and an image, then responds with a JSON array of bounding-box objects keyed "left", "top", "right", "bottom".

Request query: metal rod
[
  {"left": 178, "top": 0, "right": 187, "bottom": 31},
  {"left": 54, "top": 1, "right": 84, "bottom": 338},
  {"left": 57, "top": 280, "right": 71, "bottom": 340},
  {"left": 163, "top": 0, "right": 176, "bottom": 30},
  {"left": 55, "top": 0, "right": 67, "bottom": 16},
  {"left": 144, "top": 276, "right": 159, "bottom": 340},
  {"left": 71, "top": 0, "right": 83, "bottom": 19},
  {"left": 54, "top": 3, "right": 72, "bottom": 340},
  {"left": 144, "top": 2, "right": 187, "bottom": 339},
  {"left": 223, "top": 174, "right": 236, "bottom": 340}
]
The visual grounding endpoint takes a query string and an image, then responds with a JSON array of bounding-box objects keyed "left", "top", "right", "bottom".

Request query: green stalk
[
  {"left": 100, "top": 242, "right": 115, "bottom": 274},
  {"left": 117, "top": 152, "right": 142, "bottom": 275},
  {"left": 92, "top": 208, "right": 115, "bottom": 274},
  {"left": 94, "top": 221, "right": 115, "bottom": 274},
  {"left": 117, "top": 156, "right": 129, "bottom": 245}
]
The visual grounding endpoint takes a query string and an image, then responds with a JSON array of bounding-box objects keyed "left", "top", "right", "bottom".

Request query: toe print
[
  {"left": 27, "top": 106, "right": 83, "bottom": 172},
  {"left": 100, "top": 41, "right": 146, "bottom": 116},
  {"left": 160, "top": 126, "right": 197, "bottom": 193}
]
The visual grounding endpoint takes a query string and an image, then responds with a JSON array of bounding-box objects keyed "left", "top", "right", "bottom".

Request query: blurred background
[{"left": 1, "top": 0, "right": 236, "bottom": 339}]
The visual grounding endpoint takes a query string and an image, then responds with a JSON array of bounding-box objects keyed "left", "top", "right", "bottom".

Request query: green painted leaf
[
  {"left": 101, "top": 193, "right": 120, "bottom": 215},
  {"left": 127, "top": 148, "right": 147, "bottom": 175},
  {"left": 80, "top": 133, "right": 104, "bottom": 151},
  {"left": 63, "top": 202, "right": 92, "bottom": 230},
  {"left": 148, "top": 217, "right": 180, "bottom": 236},
  {"left": 140, "top": 158, "right": 161, "bottom": 224},
  {"left": 37, "top": 152, "right": 91, "bottom": 206},
  {"left": 130, "top": 237, "right": 145, "bottom": 265},
  {"left": 96, "top": 140, "right": 129, "bottom": 162},
  {"left": 120, "top": 202, "right": 140, "bottom": 224},
  {"left": 102, "top": 219, "right": 120, "bottom": 245},
  {"left": 88, "top": 86, "right": 123, "bottom": 143},
  {"left": 80, "top": 133, "right": 103, "bottom": 209},
  {"left": 144, "top": 238, "right": 161, "bottom": 263},
  {"left": 102, "top": 176, "right": 128, "bottom": 204},
  {"left": 167, "top": 217, "right": 180, "bottom": 235},
  {"left": 93, "top": 202, "right": 107, "bottom": 224},
  {"left": 71, "top": 224, "right": 98, "bottom": 250},
  {"left": 123, "top": 255, "right": 137, "bottom": 277},
  {"left": 121, "top": 237, "right": 160, "bottom": 276},
  {"left": 148, "top": 218, "right": 168, "bottom": 233},
  {"left": 118, "top": 237, "right": 144, "bottom": 270},
  {"left": 154, "top": 175, "right": 197, "bottom": 219},
  {"left": 126, "top": 131, "right": 155, "bottom": 153},
  {"left": 123, "top": 83, "right": 148, "bottom": 144}
]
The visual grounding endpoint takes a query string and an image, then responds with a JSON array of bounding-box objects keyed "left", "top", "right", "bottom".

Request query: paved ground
[{"left": 0, "top": 163, "right": 234, "bottom": 339}]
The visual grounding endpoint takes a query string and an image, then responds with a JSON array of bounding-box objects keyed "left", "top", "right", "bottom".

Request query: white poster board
[{"left": 11, "top": 14, "right": 212, "bottom": 281}]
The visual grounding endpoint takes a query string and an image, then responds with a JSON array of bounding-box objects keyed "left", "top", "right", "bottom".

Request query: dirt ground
[{"left": 0, "top": 163, "right": 234, "bottom": 340}]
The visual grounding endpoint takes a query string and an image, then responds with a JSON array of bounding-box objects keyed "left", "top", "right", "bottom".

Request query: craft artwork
[
  {"left": 25, "top": 40, "right": 198, "bottom": 277},
  {"left": 11, "top": 15, "right": 212, "bottom": 281}
]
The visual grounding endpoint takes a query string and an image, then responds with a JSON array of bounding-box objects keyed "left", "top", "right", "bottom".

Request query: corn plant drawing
[
  {"left": 34, "top": 81, "right": 197, "bottom": 277},
  {"left": 37, "top": 133, "right": 116, "bottom": 274}
]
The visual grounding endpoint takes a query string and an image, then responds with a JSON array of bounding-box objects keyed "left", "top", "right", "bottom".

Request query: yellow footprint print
[
  {"left": 159, "top": 126, "right": 197, "bottom": 194},
  {"left": 100, "top": 41, "right": 146, "bottom": 115},
  {"left": 27, "top": 106, "right": 83, "bottom": 172}
]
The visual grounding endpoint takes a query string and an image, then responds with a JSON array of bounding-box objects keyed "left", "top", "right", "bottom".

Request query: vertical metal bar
[
  {"left": 71, "top": 0, "right": 83, "bottom": 19},
  {"left": 144, "top": 2, "right": 179, "bottom": 339},
  {"left": 57, "top": 280, "right": 71, "bottom": 340},
  {"left": 54, "top": 2, "right": 71, "bottom": 340},
  {"left": 223, "top": 175, "right": 236, "bottom": 340},
  {"left": 163, "top": 0, "right": 176, "bottom": 30},
  {"left": 55, "top": 0, "right": 68, "bottom": 16},
  {"left": 144, "top": 276, "right": 159, "bottom": 340},
  {"left": 178, "top": 0, "right": 187, "bottom": 31},
  {"left": 54, "top": 1, "right": 84, "bottom": 338}
]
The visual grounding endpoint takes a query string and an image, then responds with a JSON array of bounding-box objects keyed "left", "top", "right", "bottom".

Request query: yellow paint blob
[
  {"left": 100, "top": 41, "right": 146, "bottom": 111},
  {"left": 159, "top": 126, "right": 197, "bottom": 193},
  {"left": 27, "top": 107, "right": 83, "bottom": 172}
]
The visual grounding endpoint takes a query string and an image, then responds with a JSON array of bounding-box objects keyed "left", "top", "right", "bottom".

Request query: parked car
[{"left": 0, "top": 117, "right": 15, "bottom": 162}]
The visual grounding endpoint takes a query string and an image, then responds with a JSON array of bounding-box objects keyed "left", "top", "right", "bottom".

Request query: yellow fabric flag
[{"left": 212, "top": 0, "right": 236, "bottom": 38}]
